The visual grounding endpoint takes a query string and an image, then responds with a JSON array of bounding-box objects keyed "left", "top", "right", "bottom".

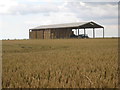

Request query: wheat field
[{"left": 2, "top": 39, "right": 118, "bottom": 88}]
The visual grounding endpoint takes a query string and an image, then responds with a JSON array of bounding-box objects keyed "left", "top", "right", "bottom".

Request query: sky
[{"left": 0, "top": 0, "right": 119, "bottom": 39}]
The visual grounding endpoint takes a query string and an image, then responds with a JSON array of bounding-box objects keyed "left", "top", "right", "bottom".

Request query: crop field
[{"left": 2, "top": 39, "right": 118, "bottom": 88}]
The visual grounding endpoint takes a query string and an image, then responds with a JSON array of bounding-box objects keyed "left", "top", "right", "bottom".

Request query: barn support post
[
  {"left": 93, "top": 28, "right": 95, "bottom": 38},
  {"left": 78, "top": 28, "right": 79, "bottom": 36},
  {"left": 50, "top": 29, "right": 52, "bottom": 39},
  {"left": 67, "top": 28, "right": 69, "bottom": 38},
  {"left": 29, "top": 29, "right": 30, "bottom": 39},
  {"left": 76, "top": 29, "right": 77, "bottom": 36},
  {"left": 77, "top": 28, "right": 79, "bottom": 39},
  {"left": 43, "top": 30, "right": 44, "bottom": 39},
  {"left": 103, "top": 27, "right": 104, "bottom": 38},
  {"left": 36, "top": 30, "right": 37, "bottom": 39},
  {"left": 84, "top": 28, "right": 86, "bottom": 36}
]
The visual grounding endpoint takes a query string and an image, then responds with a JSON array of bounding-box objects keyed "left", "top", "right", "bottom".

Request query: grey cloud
[
  {"left": 63, "top": 2, "right": 118, "bottom": 20},
  {"left": 67, "top": 0, "right": 119, "bottom": 2},
  {"left": 2, "top": 3, "right": 59, "bottom": 15},
  {"left": 1, "top": 1, "right": 118, "bottom": 26}
]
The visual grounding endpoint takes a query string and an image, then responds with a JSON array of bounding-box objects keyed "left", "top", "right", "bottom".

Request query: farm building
[{"left": 29, "top": 21, "right": 104, "bottom": 39}]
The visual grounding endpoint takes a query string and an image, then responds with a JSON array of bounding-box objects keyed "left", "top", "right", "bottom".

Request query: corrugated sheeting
[
  {"left": 31, "top": 22, "right": 88, "bottom": 29},
  {"left": 30, "top": 21, "right": 104, "bottom": 30}
]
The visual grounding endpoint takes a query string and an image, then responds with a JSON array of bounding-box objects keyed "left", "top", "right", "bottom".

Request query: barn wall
[
  {"left": 51, "top": 29, "right": 56, "bottom": 39},
  {"left": 50, "top": 28, "right": 73, "bottom": 39},
  {"left": 30, "top": 30, "right": 37, "bottom": 39},
  {"left": 44, "top": 29, "right": 51, "bottom": 39},
  {"left": 30, "top": 30, "right": 44, "bottom": 39},
  {"left": 29, "top": 28, "right": 73, "bottom": 39},
  {"left": 51, "top": 29, "right": 73, "bottom": 38},
  {"left": 36, "top": 30, "right": 44, "bottom": 39}
]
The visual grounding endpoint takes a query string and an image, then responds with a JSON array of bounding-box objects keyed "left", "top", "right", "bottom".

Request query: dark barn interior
[{"left": 29, "top": 21, "right": 104, "bottom": 39}]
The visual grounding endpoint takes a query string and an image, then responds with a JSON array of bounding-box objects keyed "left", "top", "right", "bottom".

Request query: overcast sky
[{"left": 0, "top": 0, "right": 119, "bottom": 39}]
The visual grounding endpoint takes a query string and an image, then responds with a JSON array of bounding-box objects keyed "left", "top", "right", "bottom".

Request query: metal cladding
[{"left": 30, "top": 21, "right": 103, "bottom": 30}]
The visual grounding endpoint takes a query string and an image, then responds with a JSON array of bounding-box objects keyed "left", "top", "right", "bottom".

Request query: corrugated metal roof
[
  {"left": 30, "top": 21, "right": 103, "bottom": 30},
  {"left": 31, "top": 22, "right": 88, "bottom": 29}
]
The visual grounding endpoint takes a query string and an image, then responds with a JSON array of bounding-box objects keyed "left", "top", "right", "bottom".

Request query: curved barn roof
[{"left": 30, "top": 21, "right": 104, "bottom": 30}]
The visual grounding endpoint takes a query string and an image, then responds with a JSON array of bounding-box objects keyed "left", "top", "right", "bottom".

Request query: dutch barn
[{"left": 29, "top": 21, "right": 104, "bottom": 39}]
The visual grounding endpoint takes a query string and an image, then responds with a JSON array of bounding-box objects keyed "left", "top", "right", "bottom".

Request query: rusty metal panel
[
  {"left": 30, "top": 31, "right": 37, "bottom": 39},
  {"left": 49, "top": 28, "right": 72, "bottom": 39},
  {"left": 30, "top": 28, "right": 73, "bottom": 39},
  {"left": 44, "top": 30, "right": 51, "bottom": 39},
  {"left": 36, "top": 30, "right": 44, "bottom": 39}
]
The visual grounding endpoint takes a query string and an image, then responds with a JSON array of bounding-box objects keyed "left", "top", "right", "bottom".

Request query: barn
[{"left": 29, "top": 21, "right": 104, "bottom": 39}]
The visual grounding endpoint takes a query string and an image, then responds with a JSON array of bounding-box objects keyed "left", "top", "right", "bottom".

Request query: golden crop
[{"left": 2, "top": 39, "right": 118, "bottom": 88}]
